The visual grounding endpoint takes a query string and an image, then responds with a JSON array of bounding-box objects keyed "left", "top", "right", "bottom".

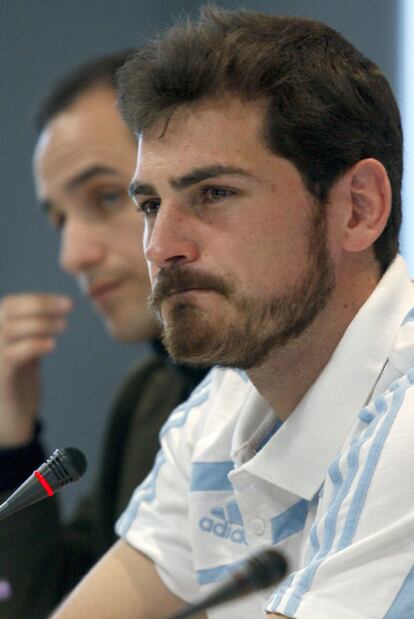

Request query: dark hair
[
  {"left": 118, "top": 8, "right": 402, "bottom": 273},
  {"left": 35, "top": 49, "right": 134, "bottom": 133}
]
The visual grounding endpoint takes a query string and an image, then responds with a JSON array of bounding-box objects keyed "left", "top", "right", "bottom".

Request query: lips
[
  {"left": 150, "top": 266, "right": 232, "bottom": 313},
  {"left": 88, "top": 279, "right": 123, "bottom": 302}
]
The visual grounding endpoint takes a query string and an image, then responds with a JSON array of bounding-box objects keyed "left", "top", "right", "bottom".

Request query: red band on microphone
[{"left": 34, "top": 471, "right": 55, "bottom": 497}]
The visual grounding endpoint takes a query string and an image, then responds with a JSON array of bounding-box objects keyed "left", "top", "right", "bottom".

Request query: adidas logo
[{"left": 199, "top": 502, "right": 247, "bottom": 545}]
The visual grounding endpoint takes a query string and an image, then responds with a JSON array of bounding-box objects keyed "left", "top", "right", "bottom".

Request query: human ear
[{"left": 340, "top": 158, "right": 391, "bottom": 253}]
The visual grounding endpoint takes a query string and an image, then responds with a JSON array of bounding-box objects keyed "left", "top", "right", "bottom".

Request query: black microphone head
[
  {"left": 60, "top": 447, "right": 88, "bottom": 478},
  {"left": 168, "top": 547, "right": 288, "bottom": 619},
  {"left": 0, "top": 446, "right": 88, "bottom": 523},
  {"left": 41, "top": 447, "right": 88, "bottom": 489},
  {"left": 243, "top": 548, "right": 288, "bottom": 590}
]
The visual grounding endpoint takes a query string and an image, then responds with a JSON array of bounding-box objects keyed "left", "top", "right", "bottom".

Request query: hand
[{"left": 0, "top": 293, "right": 73, "bottom": 447}]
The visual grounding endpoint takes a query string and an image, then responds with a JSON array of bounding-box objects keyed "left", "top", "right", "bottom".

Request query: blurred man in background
[{"left": 0, "top": 51, "right": 206, "bottom": 619}]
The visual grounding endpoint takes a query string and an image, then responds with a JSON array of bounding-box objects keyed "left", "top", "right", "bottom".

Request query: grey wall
[{"left": 0, "top": 0, "right": 401, "bottom": 516}]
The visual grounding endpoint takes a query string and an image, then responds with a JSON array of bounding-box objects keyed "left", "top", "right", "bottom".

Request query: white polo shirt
[{"left": 117, "top": 256, "right": 414, "bottom": 619}]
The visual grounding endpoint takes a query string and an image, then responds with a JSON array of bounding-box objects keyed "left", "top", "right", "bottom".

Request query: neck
[{"left": 247, "top": 264, "right": 381, "bottom": 420}]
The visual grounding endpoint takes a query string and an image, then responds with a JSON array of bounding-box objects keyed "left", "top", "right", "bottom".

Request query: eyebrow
[
  {"left": 128, "top": 164, "right": 252, "bottom": 199},
  {"left": 41, "top": 165, "right": 119, "bottom": 213},
  {"left": 66, "top": 165, "right": 118, "bottom": 191}
]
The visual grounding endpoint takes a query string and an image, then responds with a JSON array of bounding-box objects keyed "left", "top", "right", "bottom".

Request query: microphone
[
  {"left": 0, "top": 447, "right": 87, "bottom": 522},
  {"left": 167, "top": 548, "right": 288, "bottom": 619}
]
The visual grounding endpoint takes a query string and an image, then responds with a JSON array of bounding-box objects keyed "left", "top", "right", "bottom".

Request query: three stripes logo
[{"left": 199, "top": 501, "right": 247, "bottom": 545}]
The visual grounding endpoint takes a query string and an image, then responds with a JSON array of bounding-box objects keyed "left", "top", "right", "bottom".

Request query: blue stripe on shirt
[
  {"left": 197, "top": 558, "right": 245, "bottom": 585},
  {"left": 402, "top": 306, "right": 414, "bottom": 324},
  {"left": 335, "top": 384, "right": 405, "bottom": 551},
  {"left": 384, "top": 565, "right": 414, "bottom": 618},
  {"left": 117, "top": 450, "right": 166, "bottom": 535},
  {"left": 226, "top": 500, "right": 243, "bottom": 525},
  {"left": 191, "top": 461, "right": 234, "bottom": 492},
  {"left": 120, "top": 375, "right": 214, "bottom": 534},
  {"left": 160, "top": 375, "right": 212, "bottom": 438},
  {"left": 283, "top": 375, "right": 410, "bottom": 616},
  {"left": 266, "top": 572, "right": 295, "bottom": 610},
  {"left": 271, "top": 499, "right": 309, "bottom": 545}
]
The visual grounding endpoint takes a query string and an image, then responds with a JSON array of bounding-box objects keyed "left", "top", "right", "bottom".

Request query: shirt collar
[{"left": 239, "top": 256, "right": 414, "bottom": 500}]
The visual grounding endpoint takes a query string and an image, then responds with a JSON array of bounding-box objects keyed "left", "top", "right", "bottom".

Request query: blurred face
[
  {"left": 33, "top": 86, "right": 158, "bottom": 342},
  {"left": 131, "top": 97, "right": 336, "bottom": 368}
]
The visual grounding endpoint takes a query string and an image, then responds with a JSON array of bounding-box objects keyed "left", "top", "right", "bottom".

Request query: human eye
[
  {"left": 47, "top": 209, "right": 66, "bottom": 231},
  {"left": 94, "top": 186, "right": 126, "bottom": 211},
  {"left": 201, "top": 186, "right": 236, "bottom": 203},
  {"left": 136, "top": 198, "right": 160, "bottom": 217},
  {"left": 100, "top": 190, "right": 122, "bottom": 205}
]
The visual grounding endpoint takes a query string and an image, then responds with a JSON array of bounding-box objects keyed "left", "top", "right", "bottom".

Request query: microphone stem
[{"left": 0, "top": 501, "right": 12, "bottom": 523}]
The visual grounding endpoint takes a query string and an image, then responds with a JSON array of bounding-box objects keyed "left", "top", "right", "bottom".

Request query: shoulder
[
  {"left": 158, "top": 367, "right": 254, "bottom": 450},
  {"left": 322, "top": 369, "right": 414, "bottom": 526}
]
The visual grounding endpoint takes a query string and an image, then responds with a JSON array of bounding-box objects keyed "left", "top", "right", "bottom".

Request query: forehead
[
  {"left": 33, "top": 86, "right": 137, "bottom": 193},
  {"left": 137, "top": 96, "right": 269, "bottom": 176}
]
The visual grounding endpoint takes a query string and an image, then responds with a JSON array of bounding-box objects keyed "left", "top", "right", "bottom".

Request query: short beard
[{"left": 149, "top": 205, "right": 335, "bottom": 369}]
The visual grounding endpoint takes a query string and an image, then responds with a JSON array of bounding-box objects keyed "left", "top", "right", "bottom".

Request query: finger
[
  {"left": 0, "top": 316, "right": 67, "bottom": 344},
  {"left": 0, "top": 294, "right": 73, "bottom": 321},
  {"left": 2, "top": 337, "right": 56, "bottom": 366}
]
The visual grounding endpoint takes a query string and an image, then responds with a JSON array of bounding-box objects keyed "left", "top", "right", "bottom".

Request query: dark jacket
[{"left": 0, "top": 344, "right": 206, "bottom": 619}]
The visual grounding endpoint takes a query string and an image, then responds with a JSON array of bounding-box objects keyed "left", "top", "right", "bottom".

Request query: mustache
[{"left": 150, "top": 266, "right": 233, "bottom": 309}]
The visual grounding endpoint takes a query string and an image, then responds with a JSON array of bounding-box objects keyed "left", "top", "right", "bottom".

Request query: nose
[
  {"left": 144, "top": 201, "right": 200, "bottom": 270},
  {"left": 59, "top": 219, "right": 105, "bottom": 274}
]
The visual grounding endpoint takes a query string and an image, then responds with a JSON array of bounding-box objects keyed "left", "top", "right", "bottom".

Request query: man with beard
[
  {"left": 52, "top": 8, "right": 414, "bottom": 619},
  {"left": 0, "top": 52, "right": 205, "bottom": 619}
]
